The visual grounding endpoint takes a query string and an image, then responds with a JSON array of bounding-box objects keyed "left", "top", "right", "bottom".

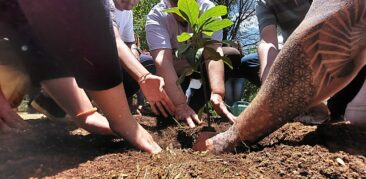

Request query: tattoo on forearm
[
  {"left": 210, "top": 124, "right": 240, "bottom": 154},
  {"left": 263, "top": 43, "right": 315, "bottom": 121},
  {"left": 212, "top": 0, "right": 366, "bottom": 153},
  {"left": 263, "top": 0, "right": 366, "bottom": 121},
  {"left": 303, "top": 0, "right": 366, "bottom": 96}
]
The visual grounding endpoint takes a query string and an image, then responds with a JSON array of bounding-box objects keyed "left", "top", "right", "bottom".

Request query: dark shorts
[{"left": 17, "top": 0, "right": 123, "bottom": 90}]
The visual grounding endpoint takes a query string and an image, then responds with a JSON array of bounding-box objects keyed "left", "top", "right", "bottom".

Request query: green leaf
[
  {"left": 177, "top": 32, "right": 193, "bottom": 42},
  {"left": 202, "top": 31, "right": 214, "bottom": 37},
  {"left": 199, "top": 37, "right": 212, "bottom": 47},
  {"left": 164, "top": 7, "right": 179, "bottom": 13},
  {"left": 198, "top": 5, "right": 227, "bottom": 26},
  {"left": 183, "top": 47, "right": 196, "bottom": 67},
  {"left": 177, "top": 73, "right": 186, "bottom": 85},
  {"left": 176, "top": 44, "right": 191, "bottom": 58},
  {"left": 204, "top": 47, "right": 222, "bottom": 61},
  {"left": 203, "top": 47, "right": 232, "bottom": 69},
  {"left": 176, "top": 67, "right": 194, "bottom": 85},
  {"left": 188, "top": 48, "right": 203, "bottom": 70},
  {"left": 163, "top": 7, "right": 187, "bottom": 21},
  {"left": 221, "top": 40, "right": 236, "bottom": 46},
  {"left": 222, "top": 56, "right": 233, "bottom": 69},
  {"left": 178, "top": 0, "right": 200, "bottom": 25},
  {"left": 203, "top": 19, "right": 233, "bottom": 32},
  {"left": 195, "top": 48, "right": 204, "bottom": 64},
  {"left": 204, "top": 39, "right": 222, "bottom": 46},
  {"left": 198, "top": 17, "right": 215, "bottom": 30},
  {"left": 197, "top": 38, "right": 210, "bottom": 48},
  {"left": 198, "top": 105, "right": 205, "bottom": 120}
]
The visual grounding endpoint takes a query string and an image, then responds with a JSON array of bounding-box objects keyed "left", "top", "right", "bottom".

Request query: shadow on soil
[
  {"left": 254, "top": 122, "right": 366, "bottom": 156},
  {"left": 0, "top": 119, "right": 133, "bottom": 179},
  {"left": 1, "top": 116, "right": 365, "bottom": 178}
]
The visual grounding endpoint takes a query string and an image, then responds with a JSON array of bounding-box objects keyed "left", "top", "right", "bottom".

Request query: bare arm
[
  {"left": 204, "top": 44, "right": 225, "bottom": 97},
  {"left": 124, "top": 41, "right": 140, "bottom": 60},
  {"left": 204, "top": 44, "right": 236, "bottom": 122},
  {"left": 196, "top": 0, "right": 366, "bottom": 153},
  {"left": 151, "top": 48, "right": 201, "bottom": 127},
  {"left": 114, "top": 27, "right": 149, "bottom": 81},
  {"left": 257, "top": 24, "right": 279, "bottom": 82},
  {"left": 41, "top": 77, "right": 114, "bottom": 135},
  {"left": 114, "top": 27, "right": 175, "bottom": 116}
]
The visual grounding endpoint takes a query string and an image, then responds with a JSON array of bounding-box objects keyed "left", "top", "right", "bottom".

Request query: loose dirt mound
[{"left": 0, "top": 115, "right": 365, "bottom": 178}]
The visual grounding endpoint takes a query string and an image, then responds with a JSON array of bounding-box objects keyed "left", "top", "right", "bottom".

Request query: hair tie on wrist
[
  {"left": 75, "top": 107, "right": 98, "bottom": 118},
  {"left": 138, "top": 73, "right": 151, "bottom": 84}
]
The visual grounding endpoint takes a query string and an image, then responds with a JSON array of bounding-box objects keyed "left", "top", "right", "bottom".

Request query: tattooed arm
[{"left": 195, "top": 0, "right": 366, "bottom": 153}]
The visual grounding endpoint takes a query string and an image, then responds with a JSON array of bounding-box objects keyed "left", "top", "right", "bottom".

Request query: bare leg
[
  {"left": 41, "top": 77, "right": 114, "bottom": 135},
  {"left": 0, "top": 89, "right": 28, "bottom": 133},
  {"left": 0, "top": 63, "right": 29, "bottom": 132},
  {"left": 197, "top": 0, "right": 366, "bottom": 153},
  {"left": 88, "top": 83, "right": 162, "bottom": 154}
]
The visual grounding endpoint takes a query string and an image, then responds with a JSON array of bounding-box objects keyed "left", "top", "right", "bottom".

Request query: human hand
[
  {"left": 130, "top": 124, "right": 162, "bottom": 154},
  {"left": 192, "top": 131, "right": 217, "bottom": 152},
  {"left": 193, "top": 125, "right": 240, "bottom": 154},
  {"left": 139, "top": 74, "right": 175, "bottom": 117},
  {"left": 0, "top": 96, "right": 28, "bottom": 133},
  {"left": 210, "top": 93, "right": 236, "bottom": 123},
  {"left": 74, "top": 111, "right": 115, "bottom": 135},
  {"left": 112, "top": 118, "right": 162, "bottom": 154},
  {"left": 174, "top": 103, "right": 201, "bottom": 128}
]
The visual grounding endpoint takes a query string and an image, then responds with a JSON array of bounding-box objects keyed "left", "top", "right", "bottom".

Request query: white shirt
[
  {"left": 114, "top": 9, "right": 135, "bottom": 43},
  {"left": 146, "top": 0, "right": 222, "bottom": 51}
]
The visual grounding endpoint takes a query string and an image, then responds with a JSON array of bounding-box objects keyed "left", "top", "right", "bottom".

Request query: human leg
[
  {"left": 41, "top": 77, "right": 114, "bottom": 135},
  {"left": 224, "top": 79, "right": 234, "bottom": 106},
  {"left": 327, "top": 66, "right": 366, "bottom": 121},
  {"left": 0, "top": 30, "right": 30, "bottom": 132},
  {"left": 233, "top": 79, "right": 246, "bottom": 101},
  {"left": 0, "top": 64, "right": 29, "bottom": 132},
  {"left": 19, "top": 0, "right": 161, "bottom": 153},
  {"left": 224, "top": 78, "right": 246, "bottom": 106},
  {"left": 0, "top": 65, "right": 29, "bottom": 108},
  {"left": 0, "top": 89, "right": 27, "bottom": 133},
  {"left": 225, "top": 50, "right": 261, "bottom": 87},
  {"left": 345, "top": 79, "right": 366, "bottom": 125}
]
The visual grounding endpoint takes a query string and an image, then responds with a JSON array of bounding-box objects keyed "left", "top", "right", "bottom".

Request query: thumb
[{"left": 159, "top": 77, "right": 165, "bottom": 91}]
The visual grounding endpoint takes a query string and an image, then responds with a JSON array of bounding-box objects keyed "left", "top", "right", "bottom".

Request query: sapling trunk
[
  {"left": 164, "top": 0, "right": 233, "bottom": 129},
  {"left": 199, "top": 59, "right": 212, "bottom": 128}
]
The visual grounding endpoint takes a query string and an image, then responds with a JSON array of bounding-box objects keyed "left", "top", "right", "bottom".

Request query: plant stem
[
  {"left": 199, "top": 59, "right": 211, "bottom": 128},
  {"left": 171, "top": 116, "right": 183, "bottom": 128}
]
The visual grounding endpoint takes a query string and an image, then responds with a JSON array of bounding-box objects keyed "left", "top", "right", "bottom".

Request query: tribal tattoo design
[
  {"left": 209, "top": 0, "right": 366, "bottom": 153},
  {"left": 266, "top": 0, "right": 366, "bottom": 121}
]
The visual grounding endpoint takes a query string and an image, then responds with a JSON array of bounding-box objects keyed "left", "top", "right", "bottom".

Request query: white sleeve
[
  {"left": 120, "top": 11, "right": 135, "bottom": 43},
  {"left": 146, "top": 9, "right": 172, "bottom": 51}
]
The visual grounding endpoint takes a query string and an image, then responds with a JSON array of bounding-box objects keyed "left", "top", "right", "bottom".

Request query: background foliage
[
  {"left": 133, "top": 0, "right": 259, "bottom": 102},
  {"left": 133, "top": 0, "right": 160, "bottom": 50},
  {"left": 211, "top": 0, "right": 255, "bottom": 41},
  {"left": 133, "top": 0, "right": 257, "bottom": 50}
]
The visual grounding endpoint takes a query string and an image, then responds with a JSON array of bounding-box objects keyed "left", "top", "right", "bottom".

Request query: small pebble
[{"left": 336, "top": 158, "right": 346, "bottom": 166}]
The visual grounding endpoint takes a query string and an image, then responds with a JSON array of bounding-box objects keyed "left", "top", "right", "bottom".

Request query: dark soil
[{"left": 1, "top": 114, "right": 366, "bottom": 178}]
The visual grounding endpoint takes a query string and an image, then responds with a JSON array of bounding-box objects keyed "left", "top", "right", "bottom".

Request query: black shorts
[{"left": 17, "top": 0, "right": 123, "bottom": 90}]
